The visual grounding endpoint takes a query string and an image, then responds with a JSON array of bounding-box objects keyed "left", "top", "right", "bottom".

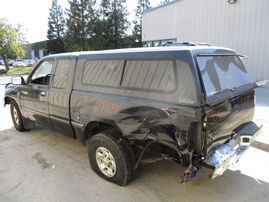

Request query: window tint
[
  {"left": 122, "top": 60, "right": 176, "bottom": 91},
  {"left": 52, "top": 58, "right": 71, "bottom": 89},
  {"left": 82, "top": 60, "right": 124, "bottom": 86}
]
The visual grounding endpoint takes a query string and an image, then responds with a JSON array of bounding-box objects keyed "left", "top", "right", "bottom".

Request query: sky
[{"left": 0, "top": 0, "right": 159, "bottom": 43}]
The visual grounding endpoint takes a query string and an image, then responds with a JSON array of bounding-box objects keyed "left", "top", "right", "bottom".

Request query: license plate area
[{"left": 204, "top": 121, "right": 262, "bottom": 179}]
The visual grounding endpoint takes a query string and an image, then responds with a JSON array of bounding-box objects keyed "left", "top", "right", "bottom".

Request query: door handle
[{"left": 40, "top": 92, "right": 46, "bottom": 96}]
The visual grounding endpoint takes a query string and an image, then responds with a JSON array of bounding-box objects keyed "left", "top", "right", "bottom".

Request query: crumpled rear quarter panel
[{"left": 70, "top": 91, "right": 202, "bottom": 152}]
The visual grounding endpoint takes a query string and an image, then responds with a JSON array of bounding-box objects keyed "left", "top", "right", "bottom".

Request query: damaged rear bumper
[{"left": 204, "top": 121, "right": 262, "bottom": 179}]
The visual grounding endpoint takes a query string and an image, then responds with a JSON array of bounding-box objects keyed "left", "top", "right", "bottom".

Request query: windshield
[
  {"left": 32, "top": 61, "right": 53, "bottom": 80},
  {"left": 196, "top": 55, "right": 254, "bottom": 97}
]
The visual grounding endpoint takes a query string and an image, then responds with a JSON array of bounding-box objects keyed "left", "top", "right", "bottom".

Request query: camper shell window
[
  {"left": 196, "top": 55, "right": 254, "bottom": 97},
  {"left": 82, "top": 59, "right": 176, "bottom": 92}
]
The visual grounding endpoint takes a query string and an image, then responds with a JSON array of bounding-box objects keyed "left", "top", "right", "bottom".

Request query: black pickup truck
[{"left": 4, "top": 45, "right": 262, "bottom": 186}]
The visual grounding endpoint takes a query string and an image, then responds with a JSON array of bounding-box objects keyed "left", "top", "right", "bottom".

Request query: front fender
[{"left": 4, "top": 83, "right": 23, "bottom": 107}]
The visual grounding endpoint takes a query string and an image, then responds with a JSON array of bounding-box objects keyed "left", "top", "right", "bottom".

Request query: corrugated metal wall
[{"left": 142, "top": 0, "right": 269, "bottom": 87}]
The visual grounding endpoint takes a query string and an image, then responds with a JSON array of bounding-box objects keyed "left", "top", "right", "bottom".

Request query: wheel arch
[{"left": 83, "top": 121, "right": 124, "bottom": 144}]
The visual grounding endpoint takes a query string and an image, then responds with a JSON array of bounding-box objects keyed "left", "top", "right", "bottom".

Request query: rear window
[
  {"left": 196, "top": 55, "right": 254, "bottom": 97},
  {"left": 52, "top": 58, "right": 71, "bottom": 89}
]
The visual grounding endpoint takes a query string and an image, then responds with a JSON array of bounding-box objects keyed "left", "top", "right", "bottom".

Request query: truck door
[
  {"left": 48, "top": 57, "right": 76, "bottom": 138},
  {"left": 20, "top": 60, "right": 54, "bottom": 128}
]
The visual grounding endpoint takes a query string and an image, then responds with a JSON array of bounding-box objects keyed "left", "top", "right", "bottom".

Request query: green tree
[
  {"left": 132, "top": 0, "right": 151, "bottom": 47},
  {"left": 64, "top": 0, "right": 97, "bottom": 51},
  {"left": 90, "top": 18, "right": 107, "bottom": 50},
  {"left": 100, "top": 0, "right": 130, "bottom": 49},
  {"left": 0, "top": 18, "right": 25, "bottom": 72},
  {"left": 47, "top": 0, "right": 66, "bottom": 54},
  {"left": 85, "top": 0, "right": 100, "bottom": 50}
]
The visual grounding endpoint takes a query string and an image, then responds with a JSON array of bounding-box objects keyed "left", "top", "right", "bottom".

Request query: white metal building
[{"left": 142, "top": 0, "right": 269, "bottom": 87}]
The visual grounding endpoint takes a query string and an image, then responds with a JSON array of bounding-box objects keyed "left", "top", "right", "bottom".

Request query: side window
[
  {"left": 52, "top": 58, "right": 71, "bottom": 89},
  {"left": 82, "top": 60, "right": 124, "bottom": 86},
  {"left": 30, "top": 60, "right": 54, "bottom": 85},
  {"left": 122, "top": 60, "right": 176, "bottom": 91}
]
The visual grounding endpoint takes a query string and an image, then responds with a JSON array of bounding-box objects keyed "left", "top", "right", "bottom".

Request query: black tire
[
  {"left": 89, "top": 131, "right": 135, "bottom": 186},
  {"left": 10, "top": 100, "right": 27, "bottom": 132}
]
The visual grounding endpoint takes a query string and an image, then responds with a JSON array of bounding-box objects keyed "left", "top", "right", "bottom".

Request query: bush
[{"left": 0, "top": 69, "right": 7, "bottom": 74}]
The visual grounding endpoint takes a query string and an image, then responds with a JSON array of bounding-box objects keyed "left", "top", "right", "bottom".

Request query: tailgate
[
  {"left": 203, "top": 90, "right": 262, "bottom": 178},
  {"left": 204, "top": 90, "right": 255, "bottom": 154},
  {"left": 195, "top": 51, "right": 261, "bottom": 178}
]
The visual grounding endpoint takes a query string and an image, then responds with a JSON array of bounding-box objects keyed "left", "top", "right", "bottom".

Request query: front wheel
[
  {"left": 10, "top": 100, "right": 27, "bottom": 132},
  {"left": 88, "top": 132, "right": 135, "bottom": 186}
]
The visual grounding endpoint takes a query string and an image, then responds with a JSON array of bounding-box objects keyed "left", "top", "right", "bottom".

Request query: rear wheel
[
  {"left": 88, "top": 131, "right": 135, "bottom": 186},
  {"left": 10, "top": 100, "right": 27, "bottom": 132}
]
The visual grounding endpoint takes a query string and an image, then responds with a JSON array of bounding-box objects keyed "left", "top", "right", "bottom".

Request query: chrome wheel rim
[
  {"left": 95, "top": 147, "right": 116, "bottom": 177},
  {"left": 12, "top": 107, "right": 19, "bottom": 126}
]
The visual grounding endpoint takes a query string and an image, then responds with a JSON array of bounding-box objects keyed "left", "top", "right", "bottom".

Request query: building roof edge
[{"left": 142, "top": 0, "right": 179, "bottom": 14}]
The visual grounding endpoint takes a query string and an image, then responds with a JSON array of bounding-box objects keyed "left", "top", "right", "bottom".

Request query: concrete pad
[
  {"left": 253, "top": 106, "right": 269, "bottom": 152},
  {"left": 0, "top": 125, "right": 269, "bottom": 201}
]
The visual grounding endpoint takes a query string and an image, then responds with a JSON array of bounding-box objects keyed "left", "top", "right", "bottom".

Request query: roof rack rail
[
  {"left": 237, "top": 53, "right": 248, "bottom": 60},
  {"left": 160, "top": 42, "right": 211, "bottom": 47},
  {"left": 182, "top": 42, "right": 211, "bottom": 46},
  {"left": 160, "top": 42, "right": 248, "bottom": 60}
]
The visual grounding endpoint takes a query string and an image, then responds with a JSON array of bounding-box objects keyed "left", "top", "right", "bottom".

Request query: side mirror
[{"left": 11, "top": 76, "right": 25, "bottom": 85}]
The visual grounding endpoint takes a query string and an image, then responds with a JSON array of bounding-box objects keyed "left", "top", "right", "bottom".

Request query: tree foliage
[
  {"left": 132, "top": 0, "right": 151, "bottom": 47},
  {"left": 64, "top": 0, "right": 97, "bottom": 51},
  {"left": 63, "top": 0, "right": 130, "bottom": 51},
  {"left": 45, "top": 0, "right": 166, "bottom": 52},
  {"left": 47, "top": 0, "right": 66, "bottom": 54},
  {"left": 99, "top": 0, "right": 130, "bottom": 49},
  {"left": 0, "top": 18, "right": 26, "bottom": 72}
]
